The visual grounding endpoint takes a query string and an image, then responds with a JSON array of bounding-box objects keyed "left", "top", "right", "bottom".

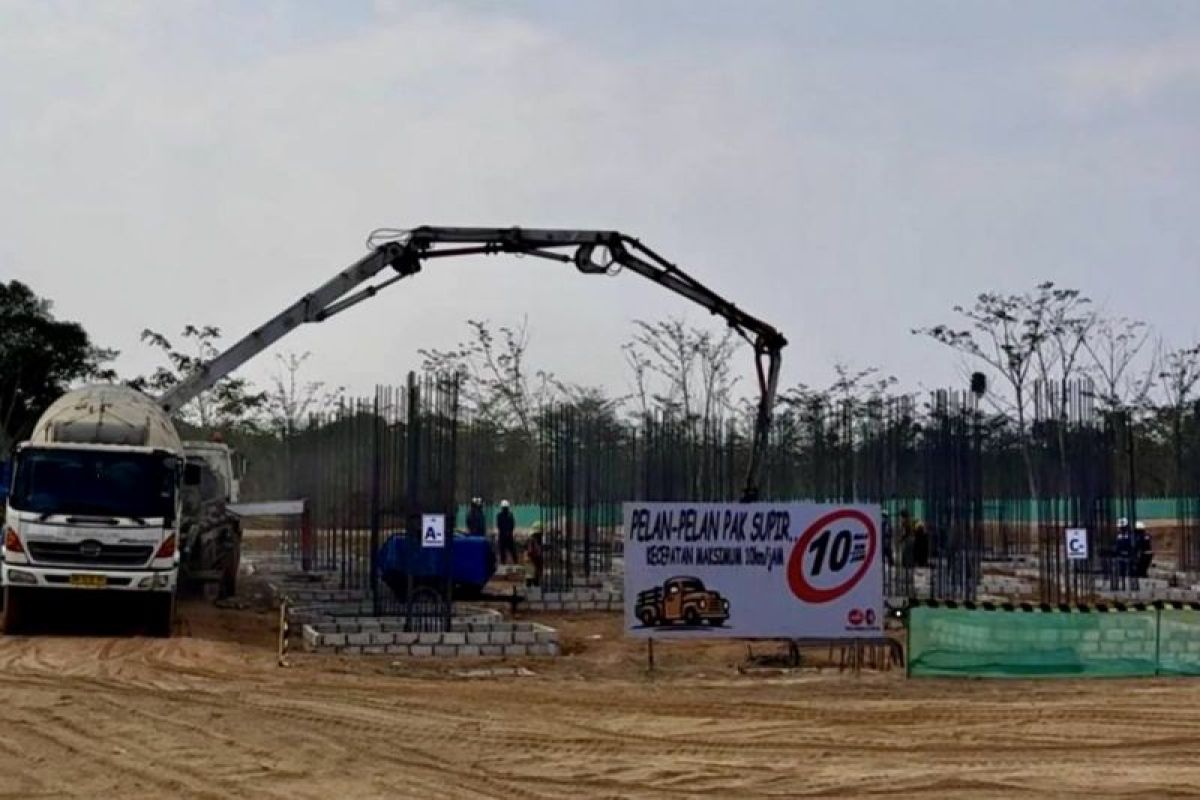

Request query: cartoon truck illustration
[{"left": 636, "top": 576, "right": 730, "bottom": 627}]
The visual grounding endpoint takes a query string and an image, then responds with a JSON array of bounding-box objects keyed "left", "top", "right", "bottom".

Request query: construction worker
[
  {"left": 898, "top": 509, "right": 929, "bottom": 568},
  {"left": 496, "top": 500, "right": 518, "bottom": 565},
  {"left": 913, "top": 518, "right": 930, "bottom": 568},
  {"left": 466, "top": 497, "right": 486, "bottom": 537},
  {"left": 1134, "top": 521, "right": 1153, "bottom": 579},
  {"left": 526, "top": 522, "right": 545, "bottom": 587},
  {"left": 1114, "top": 517, "right": 1133, "bottom": 581}
]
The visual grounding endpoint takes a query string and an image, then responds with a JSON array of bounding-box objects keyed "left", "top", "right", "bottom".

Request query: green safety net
[
  {"left": 459, "top": 498, "right": 1189, "bottom": 530},
  {"left": 1155, "top": 610, "right": 1200, "bottom": 676},
  {"left": 907, "top": 607, "right": 1177, "bottom": 678}
]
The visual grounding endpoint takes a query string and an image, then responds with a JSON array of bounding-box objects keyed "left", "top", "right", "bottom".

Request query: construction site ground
[{"left": 3, "top": 595, "right": 1200, "bottom": 798}]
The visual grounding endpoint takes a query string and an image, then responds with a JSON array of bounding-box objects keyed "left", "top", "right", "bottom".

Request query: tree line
[{"left": 4, "top": 277, "right": 1200, "bottom": 502}]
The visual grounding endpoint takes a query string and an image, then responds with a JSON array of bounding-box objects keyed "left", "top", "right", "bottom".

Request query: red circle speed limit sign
[{"left": 787, "top": 509, "right": 877, "bottom": 603}]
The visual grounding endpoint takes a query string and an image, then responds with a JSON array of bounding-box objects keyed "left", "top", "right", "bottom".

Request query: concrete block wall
[
  {"left": 301, "top": 619, "right": 561, "bottom": 658},
  {"left": 915, "top": 608, "right": 1158, "bottom": 663},
  {"left": 289, "top": 604, "right": 500, "bottom": 626},
  {"left": 521, "top": 581, "right": 622, "bottom": 612}
]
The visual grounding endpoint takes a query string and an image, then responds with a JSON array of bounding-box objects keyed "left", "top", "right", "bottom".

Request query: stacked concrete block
[
  {"left": 521, "top": 582, "right": 623, "bottom": 612},
  {"left": 287, "top": 605, "right": 502, "bottom": 628},
  {"left": 301, "top": 619, "right": 560, "bottom": 658}
]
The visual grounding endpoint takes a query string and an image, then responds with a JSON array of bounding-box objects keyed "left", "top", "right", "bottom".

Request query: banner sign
[{"left": 624, "top": 502, "right": 883, "bottom": 639}]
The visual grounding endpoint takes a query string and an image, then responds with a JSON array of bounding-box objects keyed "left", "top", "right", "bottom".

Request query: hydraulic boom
[{"left": 158, "top": 227, "right": 786, "bottom": 500}]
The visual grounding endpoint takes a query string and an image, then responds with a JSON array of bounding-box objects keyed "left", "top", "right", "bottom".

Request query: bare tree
[
  {"left": 915, "top": 284, "right": 1064, "bottom": 497},
  {"left": 420, "top": 317, "right": 562, "bottom": 434},
  {"left": 1156, "top": 344, "right": 1200, "bottom": 480},
  {"left": 624, "top": 317, "right": 742, "bottom": 429},
  {"left": 622, "top": 343, "right": 652, "bottom": 419},
  {"left": 628, "top": 318, "right": 699, "bottom": 420},
  {"left": 265, "top": 351, "right": 344, "bottom": 437},
  {"left": 1082, "top": 316, "right": 1157, "bottom": 415},
  {"left": 1028, "top": 286, "right": 1095, "bottom": 486},
  {"left": 696, "top": 328, "right": 741, "bottom": 434}
]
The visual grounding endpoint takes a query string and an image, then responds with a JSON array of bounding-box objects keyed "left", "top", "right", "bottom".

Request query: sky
[{"left": 2, "top": 0, "right": 1198, "bottom": 403}]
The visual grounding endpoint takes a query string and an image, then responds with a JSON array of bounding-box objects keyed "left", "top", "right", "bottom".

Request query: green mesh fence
[
  {"left": 458, "top": 498, "right": 1190, "bottom": 531},
  {"left": 906, "top": 606, "right": 1189, "bottom": 678},
  {"left": 1156, "top": 611, "right": 1200, "bottom": 676}
]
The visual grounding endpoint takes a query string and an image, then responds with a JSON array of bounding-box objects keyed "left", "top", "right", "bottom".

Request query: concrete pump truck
[{"left": 3, "top": 226, "right": 785, "bottom": 636}]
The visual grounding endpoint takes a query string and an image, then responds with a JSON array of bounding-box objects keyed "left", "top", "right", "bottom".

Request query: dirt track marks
[{"left": 6, "top": 621, "right": 1200, "bottom": 798}]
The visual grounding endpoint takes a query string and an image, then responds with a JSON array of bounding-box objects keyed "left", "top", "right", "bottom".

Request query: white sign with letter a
[
  {"left": 422, "top": 514, "right": 445, "bottom": 548},
  {"left": 1065, "top": 528, "right": 1088, "bottom": 561}
]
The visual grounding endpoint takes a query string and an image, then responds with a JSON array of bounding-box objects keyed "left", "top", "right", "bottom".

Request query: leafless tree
[
  {"left": 1082, "top": 316, "right": 1157, "bottom": 415},
  {"left": 622, "top": 343, "right": 652, "bottom": 419},
  {"left": 265, "top": 351, "right": 344, "bottom": 437},
  {"left": 624, "top": 317, "right": 742, "bottom": 429},
  {"left": 915, "top": 283, "right": 1074, "bottom": 497},
  {"left": 420, "top": 317, "right": 562, "bottom": 434}
]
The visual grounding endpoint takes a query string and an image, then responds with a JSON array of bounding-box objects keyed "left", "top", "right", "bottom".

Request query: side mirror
[{"left": 184, "top": 463, "right": 202, "bottom": 486}]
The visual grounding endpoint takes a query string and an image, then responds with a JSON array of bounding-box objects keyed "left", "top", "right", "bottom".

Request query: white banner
[{"left": 624, "top": 502, "right": 883, "bottom": 639}]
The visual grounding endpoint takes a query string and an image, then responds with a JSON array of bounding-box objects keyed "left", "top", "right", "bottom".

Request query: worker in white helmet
[
  {"left": 1134, "top": 520, "right": 1153, "bottom": 578},
  {"left": 496, "top": 499, "right": 518, "bottom": 565},
  {"left": 466, "top": 497, "right": 486, "bottom": 536},
  {"left": 1114, "top": 516, "right": 1133, "bottom": 581}
]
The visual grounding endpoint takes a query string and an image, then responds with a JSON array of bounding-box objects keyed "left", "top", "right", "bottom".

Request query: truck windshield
[{"left": 8, "top": 448, "right": 177, "bottom": 519}]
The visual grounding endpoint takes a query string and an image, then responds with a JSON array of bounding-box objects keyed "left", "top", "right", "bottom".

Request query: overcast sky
[{"left": 3, "top": 1, "right": 1198, "bottom": 402}]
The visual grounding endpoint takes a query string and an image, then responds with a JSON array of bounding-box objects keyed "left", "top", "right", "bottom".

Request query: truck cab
[
  {"left": 636, "top": 576, "right": 730, "bottom": 627},
  {"left": 179, "top": 440, "right": 243, "bottom": 598},
  {"left": 182, "top": 440, "right": 241, "bottom": 504},
  {"left": 2, "top": 386, "right": 193, "bottom": 635}
]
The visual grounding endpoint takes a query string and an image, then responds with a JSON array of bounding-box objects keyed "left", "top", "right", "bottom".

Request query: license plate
[{"left": 69, "top": 574, "right": 107, "bottom": 588}]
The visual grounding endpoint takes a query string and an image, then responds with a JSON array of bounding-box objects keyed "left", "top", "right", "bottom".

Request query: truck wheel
[
  {"left": 684, "top": 607, "right": 700, "bottom": 626},
  {"left": 147, "top": 592, "right": 176, "bottom": 638},
  {"left": 639, "top": 608, "right": 657, "bottom": 627},
  {"left": 3, "top": 587, "right": 28, "bottom": 635}
]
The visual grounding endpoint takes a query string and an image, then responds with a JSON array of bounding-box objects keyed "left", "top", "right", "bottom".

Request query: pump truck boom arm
[{"left": 157, "top": 226, "right": 786, "bottom": 500}]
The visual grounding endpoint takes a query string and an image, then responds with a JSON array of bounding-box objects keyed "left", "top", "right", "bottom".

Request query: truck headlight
[{"left": 6, "top": 569, "right": 36, "bottom": 585}]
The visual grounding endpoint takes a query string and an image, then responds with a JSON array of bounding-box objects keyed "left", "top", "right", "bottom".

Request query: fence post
[
  {"left": 300, "top": 502, "right": 313, "bottom": 573},
  {"left": 277, "top": 599, "right": 289, "bottom": 667},
  {"left": 905, "top": 607, "right": 912, "bottom": 679}
]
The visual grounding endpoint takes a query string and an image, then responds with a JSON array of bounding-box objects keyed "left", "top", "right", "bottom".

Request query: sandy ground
[{"left": 3, "top": 597, "right": 1200, "bottom": 800}]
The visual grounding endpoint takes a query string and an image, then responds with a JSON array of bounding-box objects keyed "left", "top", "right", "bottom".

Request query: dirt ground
[{"left": 4, "top": 598, "right": 1200, "bottom": 799}]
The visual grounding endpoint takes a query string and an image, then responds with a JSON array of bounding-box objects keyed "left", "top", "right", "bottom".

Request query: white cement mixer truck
[{"left": 2, "top": 385, "right": 193, "bottom": 635}]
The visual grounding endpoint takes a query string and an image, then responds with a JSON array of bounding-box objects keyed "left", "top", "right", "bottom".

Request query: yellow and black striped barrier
[{"left": 907, "top": 598, "right": 1200, "bottom": 613}]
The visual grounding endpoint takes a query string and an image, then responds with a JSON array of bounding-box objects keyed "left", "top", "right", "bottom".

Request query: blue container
[{"left": 376, "top": 531, "right": 497, "bottom": 598}]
